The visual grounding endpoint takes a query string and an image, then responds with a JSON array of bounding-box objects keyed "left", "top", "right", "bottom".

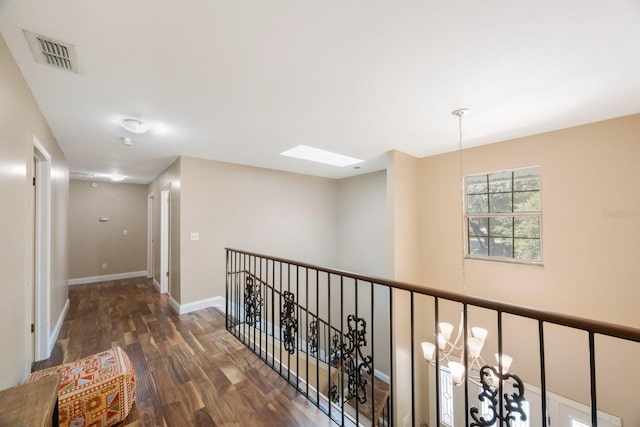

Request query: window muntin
[{"left": 465, "top": 167, "right": 541, "bottom": 263}]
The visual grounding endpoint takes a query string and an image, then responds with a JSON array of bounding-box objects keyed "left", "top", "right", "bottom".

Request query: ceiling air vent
[{"left": 24, "top": 30, "right": 78, "bottom": 73}]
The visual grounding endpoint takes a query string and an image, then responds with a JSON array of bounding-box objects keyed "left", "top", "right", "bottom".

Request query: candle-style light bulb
[
  {"left": 439, "top": 323, "right": 454, "bottom": 341},
  {"left": 437, "top": 333, "right": 447, "bottom": 350},
  {"left": 421, "top": 342, "right": 436, "bottom": 362},
  {"left": 448, "top": 361, "right": 465, "bottom": 385},
  {"left": 471, "top": 327, "right": 488, "bottom": 344},
  {"left": 495, "top": 353, "right": 513, "bottom": 373},
  {"left": 468, "top": 337, "right": 484, "bottom": 358}
]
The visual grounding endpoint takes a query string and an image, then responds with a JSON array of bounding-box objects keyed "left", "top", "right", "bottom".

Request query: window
[
  {"left": 465, "top": 167, "right": 542, "bottom": 263},
  {"left": 440, "top": 369, "right": 454, "bottom": 426}
]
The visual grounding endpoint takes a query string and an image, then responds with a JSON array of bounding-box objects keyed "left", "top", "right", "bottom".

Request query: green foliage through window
[{"left": 465, "top": 167, "right": 541, "bottom": 263}]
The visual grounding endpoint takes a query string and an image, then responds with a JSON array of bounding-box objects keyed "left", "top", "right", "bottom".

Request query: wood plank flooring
[{"left": 33, "top": 278, "right": 335, "bottom": 426}]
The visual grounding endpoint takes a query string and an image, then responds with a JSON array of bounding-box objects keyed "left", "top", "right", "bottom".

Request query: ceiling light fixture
[
  {"left": 421, "top": 313, "right": 516, "bottom": 387},
  {"left": 121, "top": 137, "right": 133, "bottom": 146},
  {"left": 281, "top": 145, "right": 363, "bottom": 167},
  {"left": 69, "top": 172, "right": 96, "bottom": 180},
  {"left": 120, "top": 118, "right": 150, "bottom": 134},
  {"left": 421, "top": 109, "right": 524, "bottom": 406}
]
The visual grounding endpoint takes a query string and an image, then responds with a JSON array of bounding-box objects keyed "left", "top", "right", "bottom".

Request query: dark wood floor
[{"left": 34, "top": 278, "right": 334, "bottom": 426}]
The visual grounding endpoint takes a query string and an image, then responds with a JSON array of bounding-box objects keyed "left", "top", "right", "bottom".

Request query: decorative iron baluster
[
  {"left": 343, "top": 315, "right": 373, "bottom": 404},
  {"left": 280, "top": 291, "right": 298, "bottom": 354},
  {"left": 309, "top": 319, "right": 318, "bottom": 356},
  {"left": 470, "top": 365, "right": 527, "bottom": 427},
  {"left": 504, "top": 373, "right": 527, "bottom": 425},
  {"left": 244, "top": 276, "right": 263, "bottom": 326},
  {"left": 328, "top": 314, "right": 373, "bottom": 406},
  {"left": 329, "top": 333, "right": 342, "bottom": 367},
  {"left": 330, "top": 383, "right": 340, "bottom": 403}
]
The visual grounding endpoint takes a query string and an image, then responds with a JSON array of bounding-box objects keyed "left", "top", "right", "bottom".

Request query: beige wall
[
  {"left": 337, "top": 170, "right": 388, "bottom": 278},
  {"left": 0, "top": 33, "right": 68, "bottom": 388},
  {"left": 68, "top": 180, "right": 148, "bottom": 279},
  {"left": 387, "top": 150, "right": 421, "bottom": 283},
  {"left": 414, "top": 114, "right": 640, "bottom": 425},
  {"left": 148, "top": 158, "right": 181, "bottom": 301},
  {"left": 179, "top": 156, "right": 339, "bottom": 304},
  {"left": 418, "top": 113, "right": 640, "bottom": 326},
  {"left": 336, "top": 170, "right": 391, "bottom": 382},
  {"left": 386, "top": 150, "right": 424, "bottom": 425}
]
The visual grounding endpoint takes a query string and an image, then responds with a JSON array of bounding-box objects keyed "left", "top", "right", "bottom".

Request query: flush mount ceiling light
[
  {"left": 69, "top": 172, "right": 96, "bottom": 180},
  {"left": 281, "top": 145, "right": 363, "bottom": 167},
  {"left": 120, "top": 118, "right": 150, "bottom": 134},
  {"left": 110, "top": 174, "right": 125, "bottom": 182}
]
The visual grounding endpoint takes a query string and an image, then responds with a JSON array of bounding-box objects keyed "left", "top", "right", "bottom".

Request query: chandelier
[
  {"left": 420, "top": 312, "right": 514, "bottom": 387},
  {"left": 419, "top": 108, "right": 515, "bottom": 388}
]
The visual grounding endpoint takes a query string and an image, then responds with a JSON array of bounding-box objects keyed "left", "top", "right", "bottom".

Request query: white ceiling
[{"left": 1, "top": 1, "right": 639, "bottom": 183}]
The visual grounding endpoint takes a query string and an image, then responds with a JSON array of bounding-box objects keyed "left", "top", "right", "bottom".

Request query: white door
[
  {"left": 31, "top": 157, "right": 37, "bottom": 364},
  {"left": 33, "top": 137, "right": 52, "bottom": 361},
  {"left": 160, "top": 187, "right": 170, "bottom": 294},
  {"left": 147, "top": 193, "right": 154, "bottom": 279}
]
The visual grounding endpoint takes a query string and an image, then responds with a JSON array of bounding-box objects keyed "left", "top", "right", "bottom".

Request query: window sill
[{"left": 464, "top": 255, "right": 544, "bottom": 267}]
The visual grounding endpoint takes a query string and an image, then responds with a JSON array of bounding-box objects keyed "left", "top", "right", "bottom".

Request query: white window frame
[
  {"left": 440, "top": 368, "right": 455, "bottom": 427},
  {"left": 464, "top": 166, "right": 543, "bottom": 265}
]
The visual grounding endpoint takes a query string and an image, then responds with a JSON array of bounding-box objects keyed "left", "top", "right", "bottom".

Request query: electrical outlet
[
  {"left": 122, "top": 229, "right": 128, "bottom": 236},
  {"left": 190, "top": 232, "right": 199, "bottom": 241},
  {"left": 102, "top": 263, "right": 107, "bottom": 270}
]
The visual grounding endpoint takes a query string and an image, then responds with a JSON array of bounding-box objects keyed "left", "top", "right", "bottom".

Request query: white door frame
[
  {"left": 160, "top": 186, "right": 171, "bottom": 294},
  {"left": 33, "top": 137, "right": 51, "bottom": 361},
  {"left": 147, "top": 193, "right": 154, "bottom": 279}
]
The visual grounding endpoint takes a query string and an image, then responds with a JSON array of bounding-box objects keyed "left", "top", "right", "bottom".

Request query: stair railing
[{"left": 225, "top": 248, "right": 640, "bottom": 427}]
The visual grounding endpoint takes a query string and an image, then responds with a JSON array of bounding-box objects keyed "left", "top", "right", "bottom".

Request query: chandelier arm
[
  {"left": 441, "top": 344, "right": 459, "bottom": 361},
  {"left": 449, "top": 311, "right": 465, "bottom": 350},
  {"left": 442, "top": 352, "right": 454, "bottom": 364}
]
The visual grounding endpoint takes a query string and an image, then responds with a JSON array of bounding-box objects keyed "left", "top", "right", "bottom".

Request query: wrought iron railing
[{"left": 225, "top": 248, "right": 640, "bottom": 427}]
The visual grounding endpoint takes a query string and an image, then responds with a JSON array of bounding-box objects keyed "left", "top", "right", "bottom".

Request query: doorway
[
  {"left": 160, "top": 186, "right": 171, "bottom": 294},
  {"left": 147, "top": 193, "right": 154, "bottom": 280},
  {"left": 33, "top": 137, "right": 51, "bottom": 361},
  {"left": 31, "top": 157, "right": 36, "bottom": 364}
]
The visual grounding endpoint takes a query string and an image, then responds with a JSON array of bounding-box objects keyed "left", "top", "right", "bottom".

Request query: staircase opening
[{"left": 225, "top": 248, "right": 639, "bottom": 427}]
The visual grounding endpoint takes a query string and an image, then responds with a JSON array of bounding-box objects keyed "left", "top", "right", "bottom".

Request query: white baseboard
[
  {"left": 48, "top": 298, "right": 69, "bottom": 354},
  {"left": 169, "top": 296, "right": 181, "bottom": 313},
  {"left": 152, "top": 278, "right": 161, "bottom": 291},
  {"left": 169, "top": 296, "right": 226, "bottom": 315},
  {"left": 68, "top": 270, "right": 148, "bottom": 286},
  {"left": 374, "top": 368, "right": 390, "bottom": 383}
]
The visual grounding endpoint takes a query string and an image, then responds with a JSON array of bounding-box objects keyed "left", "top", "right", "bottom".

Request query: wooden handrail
[{"left": 226, "top": 248, "right": 640, "bottom": 343}]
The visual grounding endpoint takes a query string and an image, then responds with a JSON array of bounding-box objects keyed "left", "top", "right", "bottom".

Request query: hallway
[{"left": 34, "top": 278, "right": 334, "bottom": 426}]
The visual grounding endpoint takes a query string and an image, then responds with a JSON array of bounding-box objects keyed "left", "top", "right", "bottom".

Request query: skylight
[{"left": 280, "top": 145, "right": 363, "bottom": 167}]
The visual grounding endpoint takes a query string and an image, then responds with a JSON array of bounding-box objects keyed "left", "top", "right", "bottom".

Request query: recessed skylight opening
[{"left": 281, "top": 145, "right": 363, "bottom": 167}]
